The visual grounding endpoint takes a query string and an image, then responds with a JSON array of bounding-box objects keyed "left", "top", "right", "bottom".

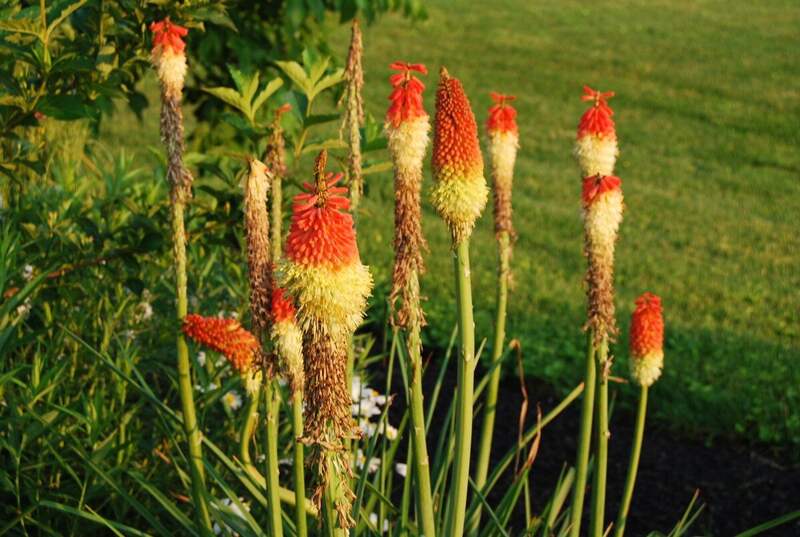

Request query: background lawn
[{"left": 104, "top": 0, "right": 799, "bottom": 444}]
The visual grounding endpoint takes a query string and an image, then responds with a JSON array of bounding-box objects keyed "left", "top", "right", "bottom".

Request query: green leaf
[
  {"left": 0, "top": 19, "right": 42, "bottom": 39},
  {"left": 303, "top": 113, "right": 340, "bottom": 128},
  {"left": 275, "top": 60, "right": 310, "bottom": 95},
  {"left": 308, "top": 56, "right": 330, "bottom": 86},
  {"left": 202, "top": 86, "right": 246, "bottom": 114},
  {"left": 45, "top": 0, "right": 88, "bottom": 41},
  {"left": 307, "top": 68, "right": 344, "bottom": 101},
  {"left": 37, "top": 94, "right": 95, "bottom": 120},
  {"left": 251, "top": 77, "right": 283, "bottom": 117}
]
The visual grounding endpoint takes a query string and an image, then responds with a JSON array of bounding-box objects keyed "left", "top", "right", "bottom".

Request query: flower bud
[
  {"left": 574, "top": 86, "right": 618, "bottom": 177},
  {"left": 629, "top": 292, "right": 664, "bottom": 387}
]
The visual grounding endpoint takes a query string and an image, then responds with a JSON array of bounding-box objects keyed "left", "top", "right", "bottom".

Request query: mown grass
[
  {"left": 331, "top": 0, "right": 800, "bottom": 443},
  {"left": 99, "top": 0, "right": 799, "bottom": 443}
]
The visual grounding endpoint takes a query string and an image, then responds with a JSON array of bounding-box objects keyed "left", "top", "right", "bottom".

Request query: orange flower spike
[
  {"left": 279, "top": 151, "right": 372, "bottom": 335},
  {"left": 629, "top": 293, "right": 665, "bottom": 386},
  {"left": 387, "top": 62, "right": 428, "bottom": 127},
  {"left": 582, "top": 175, "right": 622, "bottom": 208},
  {"left": 430, "top": 67, "right": 488, "bottom": 245},
  {"left": 285, "top": 173, "right": 359, "bottom": 270},
  {"left": 150, "top": 18, "right": 188, "bottom": 54},
  {"left": 577, "top": 86, "right": 615, "bottom": 139},
  {"left": 182, "top": 314, "right": 260, "bottom": 373},
  {"left": 486, "top": 93, "right": 518, "bottom": 136},
  {"left": 574, "top": 85, "right": 619, "bottom": 177}
]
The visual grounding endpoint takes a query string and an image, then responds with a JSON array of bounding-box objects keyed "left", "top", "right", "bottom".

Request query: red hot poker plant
[
  {"left": 431, "top": 67, "right": 488, "bottom": 245},
  {"left": 574, "top": 86, "right": 618, "bottom": 178},
  {"left": 182, "top": 314, "right": 260, "bottom": 373},
  {"left": 629, "top": 292, "right": 664, "bottom": 387},
  {"left": 385, "top": 60, "right": 437, "bottom": 537},
  {"left": 279, "top": 150, "right": 372, "bottom": 531}
]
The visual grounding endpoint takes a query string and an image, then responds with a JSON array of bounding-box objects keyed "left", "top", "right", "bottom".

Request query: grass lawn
[
  {"left": 329, "top": 0, "right": 800, "bottom": 443},
  {"left": 102, "top": 0, "right": 799, "bottom": 444}
]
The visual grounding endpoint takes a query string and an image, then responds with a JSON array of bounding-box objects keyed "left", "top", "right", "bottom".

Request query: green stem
[
  {"left": 405, "top": 271, "right": 437, "bottom": 537},
  {"left": 239, "top": 384, "right": 262, "bottom": 471},
  {"left": 263, "top": 380, "right": 284, "bottom": 537},
  {"left": 613, "top": 385, "right": 648, "bottom": 537},
  {"left": 324, "top": 455, "right": 348, "bottom": 537},
  {"left": 589, "top": 338, "right": 610, "bottom": 537},
  {"left": 568, "top": 331, "right": 598, "bottom": 537},
  {"left": 292, "top": 390, "right": 308, "bottom": 537},
  {"left": 445, "top": 240, "right": 477, "bottom": 537},
  {"left": 171, "top": 198, "right": 213, "bottom": 533},
  {"left": 469, "top": 231, "right": 511, "bottom": 535}
]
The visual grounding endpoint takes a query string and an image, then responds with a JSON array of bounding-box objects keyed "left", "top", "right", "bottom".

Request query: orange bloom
[
  {"left": 272, "top": 287, "right": 297, "bottom": 324},
  {"left": 150, "top": 18, "right": 188, "bottom": 54},
  {"left": 582, "top": 174, "right": 622, "bottom": 207},
  {"left": 577, "top": 86, "right": 615, "bottom": 139},
  {"left": 284, "top": 173, "right": 359, "bottom": 270},
  {"left": 629, "top": 293, "right": 664, "bottom": 359},
  {"left": 486, "top": 92, "right": 518, "bottom": 135},
  {"left": 387, "top": 62, "right": 428, "bottom": 127},
  {"left": 432, "top": 70, "right": 483, "bottom": 179},
  {"left": 182, "top": 314, "right": 259, "bottom": 372}
]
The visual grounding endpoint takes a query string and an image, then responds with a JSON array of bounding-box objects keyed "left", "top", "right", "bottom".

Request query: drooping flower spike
[
  {"left": 574, "top": 85, "right": 618, "bottom": 177},
  {"left": 486, "top": 92, "right": 519, "bottom": 239},
  {"left": 385, "top": 61, "right": 430, "bottom": 327},
  {"left": 182, "top": 314, "right": 260, "bottom": 373},
  {"left": 431, "top": 67, "right": 488, "bottom": 245},
  {"left": 629, "top": 292, "right": 665, "bottom": 387}
]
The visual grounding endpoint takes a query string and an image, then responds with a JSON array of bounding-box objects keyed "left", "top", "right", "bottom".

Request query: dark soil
[{"left": 378, "top": 355, "right": 800, "bottom": 536}]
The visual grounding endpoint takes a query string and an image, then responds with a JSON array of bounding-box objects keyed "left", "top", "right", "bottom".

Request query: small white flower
[
  {"left": 382, "top": 423, "right": 398, "bottom": 441},
  {"left": 134, "top": 301, "right": 153, "bottom": 323},
  {"left": 222, "top": 390, "right": 242, "bottom": 411},
  {"left": 351, "top": 375, "right": 363, "bottom": 402},
  {"left": 122, "top": 329, "right": 136, "bottom": 341},
  {"left": 216, "top": 358, "right": 226, "bottom": 368},
  {"left": 359, "top": 419, "right": 377, "bottom": 437},
  {"left": 257, "top": 454, "right": 266, "bottom": 463},
  {"left": 15, "top": 298, "right": 31, "bottom": 318},
  {"left": 395, "top": 462, "right": 407, "bottom": 477},
  {"left": 278, "top": 458, "right": 293, "bottom": 467},
  {"left": 207, "top": 382, "right": 218, "bottom": 391},
  {"left": 197, "top": 351, "right": 207, "bottom": 367},
  {"left": 356, "top": 449, "right": 381, "bottom": 473},
  {"left": 194, "top": 384, "right": 205, "bottom": 393},
  {"left": 368, "top": 513, "right": 390, "bottom": 533},
  {"left": 22, "top": 264, "right": 34, "bottom": 281}
]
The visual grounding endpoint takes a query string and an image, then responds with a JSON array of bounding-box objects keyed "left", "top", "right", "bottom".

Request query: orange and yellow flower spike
[
  {"left": 386, "top": 61, "right": 430, "bottom": 327},
  {"left": 182, "top": 314, "right": 260, "bottom": 373},
  {"left": 150, "top": 18, "right": 188, "bottom": 100},
  {"left": 629, "top": 292, "right": 664, "bottom": 387},
  {"left": 574, "top": 86, "right": 618, "bottom": 177},
  {"left": 431, "top": 67, "right": 488, "bottom": 245},
  {"left": 486, "top": 92, "right": 519, "bottom": 239}
]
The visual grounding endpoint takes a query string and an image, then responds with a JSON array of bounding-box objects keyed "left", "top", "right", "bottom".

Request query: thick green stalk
[
  {"left": 171, "top": 198, "right": 213, "bottom": 533},
  {"left": 239, "top": 384, "right": 262, "bottom": 471},
  {"left": 404, "top": 271, "right": 437, "bottom": 537},
  {"left": 292, "top": 390, "right": 308, "bottom": 537},
  {"left": 568, "top": 331, "right": 598, "bottom": 537},
  {"left": 469, "top": 231, "right": 511, "bottom": 535},
  {"left": 263, "top": 380, "right": 284, "bottom": 537},
  {"left": 613, "top": 385, "right": 648, "bottom": 537},
  {"left": 324, "top": 455, "right": 348, "bottom": 537},
  {"left": 445, "top": 240, "right": 477, "bottom": 537},
  {"left": 589, "top": 338, "right": 610, "bottom": 537}
]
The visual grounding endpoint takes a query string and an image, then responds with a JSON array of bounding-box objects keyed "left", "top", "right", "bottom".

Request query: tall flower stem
[
  {"left": 469, "top": 230, "right": 511, "bottom": 535},
  {"left": 404, "top": 271, "right": 437, "bottom": 537},
  {"left": 172, "top": 200, "right": 213, "bottom": 533},
  {"left": 446, "top": 240, "right": 477, "bottom": 537},
  {"left": 291, "top": 390, "right": 308, "bottom": 537},
  {"left": 569, "top": 331, "right": 597, "bottom": 537},
  {"left": 590, "top": 337, "right": 610, "bottom": 537},
  {"left": 263, "top": 379, "right": 284, "bottom": 537},
  {"left": 239, "top": 384, "right": 262, "bottom": 470},
  {"left": 613, "top": 385, "right": 648, "bottom": 537}
]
